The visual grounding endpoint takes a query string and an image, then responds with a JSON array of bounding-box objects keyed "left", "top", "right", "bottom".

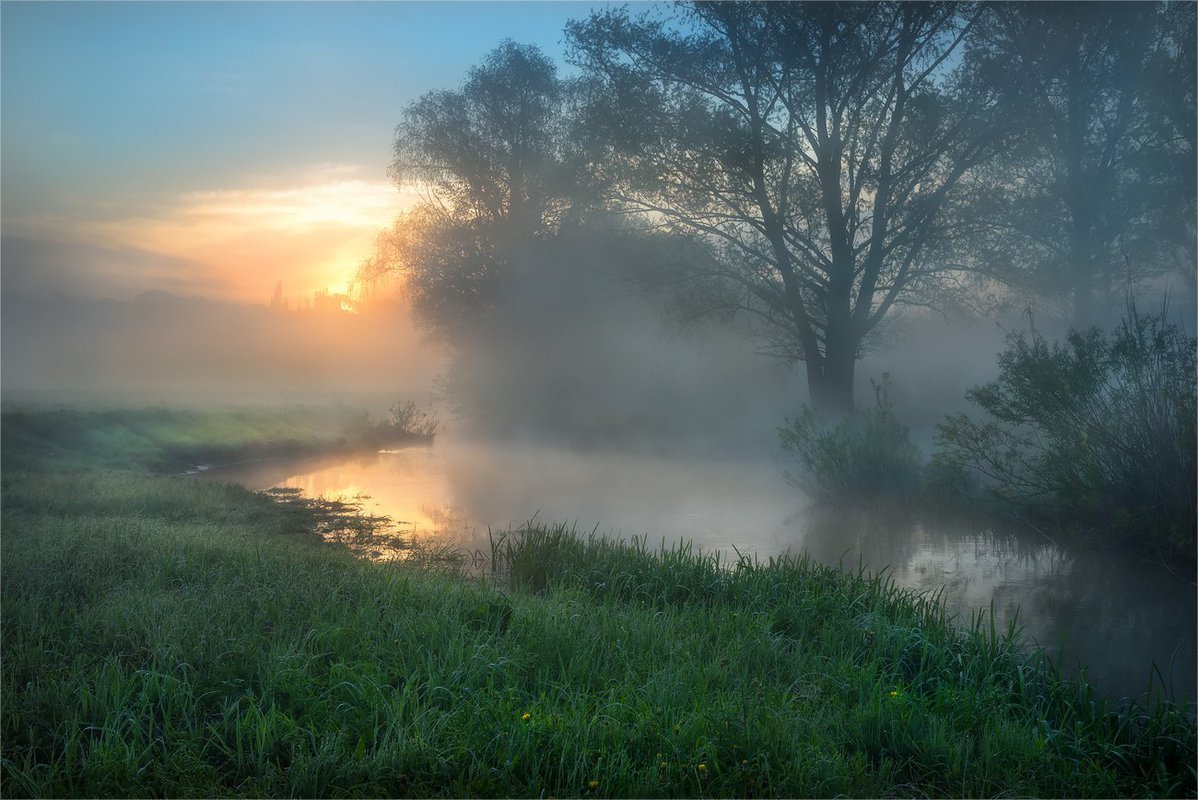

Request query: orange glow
[
  {"left": 75, "top": 167, "right": 421, "bottom": 304},
  {"left": 248, "top": 449, "right": 478, "bottom": 555}
]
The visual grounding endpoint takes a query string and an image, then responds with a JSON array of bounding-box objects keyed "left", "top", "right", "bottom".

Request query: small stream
[{"left": 201, "top": 438, "right": 1196, "bottom": 705}]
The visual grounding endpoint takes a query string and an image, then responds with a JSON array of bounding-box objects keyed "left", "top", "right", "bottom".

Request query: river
[{"left": 202, "top": 438, "right": 1196, "bottom": 706}]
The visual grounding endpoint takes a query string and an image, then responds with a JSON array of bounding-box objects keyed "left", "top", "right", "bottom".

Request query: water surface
[{"left": 205, "top": 439, "right": 1196, "bottom": 705}]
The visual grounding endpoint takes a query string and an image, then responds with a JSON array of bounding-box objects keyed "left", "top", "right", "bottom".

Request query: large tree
[
  {"left": 358, "top": 40, "right": 722, "bottom": 441},
  {"left": 568, "top": 2, "right": 1008, "bottom": 415},
  {"left": 391, "top": 39, "right": 587, "bottom": 238},
  {"left": 357, "top": 40, "right": 594, "bottom": 343},
  {"left": 959, "top": 2, "right": 1196, "bottom": 326}
]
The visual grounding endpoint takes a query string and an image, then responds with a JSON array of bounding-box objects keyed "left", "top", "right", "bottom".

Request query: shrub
[
  {"left": 935, "top": 303, "right": 1196, "bottom": 554},
  {"left": 778, "top": 375, "right": 923, "bottom": 501},
  {"left": 381, "top": 400, "right": 444, "bottom": 439}
]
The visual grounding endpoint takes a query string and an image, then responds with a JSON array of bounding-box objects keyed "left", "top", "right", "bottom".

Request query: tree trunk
[{"left": 805, "top": 346, "right": 856, "bottom": 419}]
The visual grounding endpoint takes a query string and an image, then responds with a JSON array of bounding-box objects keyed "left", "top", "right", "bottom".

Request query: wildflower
[
  {"left": 521, "top": 712, "right": 531, "bottom": 722},
  {"left": 698, "top": 763, "right": 707, "bottom": 772},
  {"left": 888, "top": 689, "right": 901, "bottom": 698},
  {"left": 588, "top": 779, "right": 599, "bottom": 789}
]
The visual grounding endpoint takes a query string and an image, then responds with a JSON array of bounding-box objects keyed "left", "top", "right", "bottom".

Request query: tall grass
[{"left": 3, "top": 407, "right": 1194, "bottom": 797}]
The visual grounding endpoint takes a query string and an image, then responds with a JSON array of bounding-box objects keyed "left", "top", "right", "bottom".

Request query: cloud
[{"left": 3, "top": 165, "right": 420, "bottom": 303}]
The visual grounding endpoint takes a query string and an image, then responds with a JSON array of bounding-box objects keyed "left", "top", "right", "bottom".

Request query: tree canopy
[
  {"left": 361, "top": 2, "right": 1195, "bottom": 417},
  {"left": 958, "top": 2, "right": 1197, "bottom": 326},
  {"left": 567, "top": 2, "right": 1010, "bottom": 414}
]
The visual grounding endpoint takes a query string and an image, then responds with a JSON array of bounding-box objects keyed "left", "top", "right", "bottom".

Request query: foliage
[
  {"left": 567, "top": 3, "right": 1011, "bottom": 413},
  {"left": 390, "top": 40, "right": 592, "bottom": 235},
  {"left": 958, "top": 3, "right": 1196, "bottom": 325},
  {"left": 778, "top": 375, "right": 923, "bottom": 501},
  {"left": 356, "top": 40, "right": 601, "bottom": 345},
  {"left": 935, "top": 304, "right": 1197, "bottom": 554},
  {"left": 381, "top": 399, "right": 444, "bottom": 440}
]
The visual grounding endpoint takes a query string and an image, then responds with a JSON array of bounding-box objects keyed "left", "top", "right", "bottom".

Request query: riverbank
[
  {"left": 0, "top": 404, "right": 433, "bottom": 475},
  {"left": 2, "top": 407, "right": 1194, "bottom": 797}
]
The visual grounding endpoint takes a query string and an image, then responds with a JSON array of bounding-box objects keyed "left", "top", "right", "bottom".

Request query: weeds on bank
[
  {"left": 778, "top": 374, "right": 923, "bottom": 501},
  {"left": 778, "top": 305, "right": 1197, "bottom": 561}
]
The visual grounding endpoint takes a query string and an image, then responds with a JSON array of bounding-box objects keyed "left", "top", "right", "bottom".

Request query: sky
[{"left": 1, "top": 1, "right": 613, "bottom": 305}]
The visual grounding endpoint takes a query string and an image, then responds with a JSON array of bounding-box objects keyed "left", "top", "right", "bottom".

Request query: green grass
[
  {"left": 0, "top": 404, "right": 428, "bottom": 474},
  {"left": 2, "top": 407, "right": 1194, "bottom": 797}
]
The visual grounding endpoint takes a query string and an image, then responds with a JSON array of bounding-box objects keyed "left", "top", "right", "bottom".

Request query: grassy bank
[
  {"left": 2, "top": 408, "right": 1194, "bottom": 797},
  {"left": 0, "top": 404, "right": 434, "bottom": 475}
]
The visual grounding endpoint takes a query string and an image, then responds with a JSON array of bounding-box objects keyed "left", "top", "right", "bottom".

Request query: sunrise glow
[{"left": 66, "top": 170, "right": 423, "bottom": 305}]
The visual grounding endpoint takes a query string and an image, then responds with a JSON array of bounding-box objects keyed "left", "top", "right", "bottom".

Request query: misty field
[{"left": 1, "top": 408, "right": 1194, "bottom": 798}]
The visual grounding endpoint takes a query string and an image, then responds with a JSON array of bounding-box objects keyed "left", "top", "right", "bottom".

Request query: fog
[
  {"left": 0, "top": 290, "right": 443, "bottom": 412},
  {"left": 3, "top": 278, "right": 1188, "bottom": 456}
]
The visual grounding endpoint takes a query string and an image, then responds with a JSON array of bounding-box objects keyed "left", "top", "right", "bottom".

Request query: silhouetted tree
[
  {"left": 359, "top": 41, "right": 725, "bottom": 440},
  {"left": 959, "top": 2, "right": 1196, "bottom": 326},
  {"left": 568, "top": 2, "right": 1010, "bottom": 416},
  {"left": 390, "top": 40, "right": 589, "bottom": 239},
  {"left": 359, "top": 40, "right": 594, "bottom": 343}
]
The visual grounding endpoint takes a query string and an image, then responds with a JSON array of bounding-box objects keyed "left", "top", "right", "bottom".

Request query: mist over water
[{"left": 206, "top": 437, "right": 1196, "bottom": 706}]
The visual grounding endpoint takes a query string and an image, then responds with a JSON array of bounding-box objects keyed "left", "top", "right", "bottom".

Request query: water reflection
[
  {"left": 793, "top": 504, "right": 1196, "bottom": 703},
  {"left": 203, "top": 440, "right": 1195, "bottom": 704}
]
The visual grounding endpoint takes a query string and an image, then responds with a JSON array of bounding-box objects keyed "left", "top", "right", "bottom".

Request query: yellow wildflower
[
  {"left": 521, "top": 712, "right": 531, "bottom": 722},
  {"left": 698, "top": 763, "right": 707, "bottom": 772},
  {"left": 588, "top": 779, "right": 599, "bottom": 789}
]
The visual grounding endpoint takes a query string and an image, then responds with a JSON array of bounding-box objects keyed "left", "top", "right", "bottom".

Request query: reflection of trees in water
[
  {"left": 790, "top": 503, "right": 930, "bottom": 577},
  {"left": 1024, "top": 548, "right": 1197, "bottom": 704},
  {"left": 417, "top": 502, "right": 471, "bottom": 537},
  {"left": 414, "top": 501, "right": 494, "bottom": 559},
  {"left": 790, "top": 502, "right": 1195, "bottom": 702}
]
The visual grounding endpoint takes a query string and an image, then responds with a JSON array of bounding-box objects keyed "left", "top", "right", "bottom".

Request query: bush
[
  {"left": 935, "top": 303, "right": 1196, "bottom": 555},
  {"left": 779, "top": 375, "right": 923, "bottom": 501},
  {"left": 381, "top": 400, "right": 444, "bottom": 439}
]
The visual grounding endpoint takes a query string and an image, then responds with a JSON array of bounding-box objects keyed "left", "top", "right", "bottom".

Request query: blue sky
[{"left": 1, "top": 1, "right": 619, "bottom": 301}]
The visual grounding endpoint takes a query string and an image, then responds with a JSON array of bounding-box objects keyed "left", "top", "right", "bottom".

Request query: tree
[
  {"left": 959, "top": 3, "right": 1196, "bottom": 326},
  {"left": 359, "top": 40, "right": 717, "bottom": 441},
  {"left": 390, "top": 39, "right": 591, "bottom": 241},
  {"left": 568, "top": 2, "right": 1008, "bottom": 415},
  {"left": 358, "top": 40, "right": 592, "bottom": 343},
  {"left": 1143, "top": 2, "right": 1197, "bottom": 294}
]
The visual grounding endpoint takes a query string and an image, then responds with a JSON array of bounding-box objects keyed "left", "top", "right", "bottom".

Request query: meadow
[{"left": 1, "top": 408, "right": 1194, "bottom": 797}]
